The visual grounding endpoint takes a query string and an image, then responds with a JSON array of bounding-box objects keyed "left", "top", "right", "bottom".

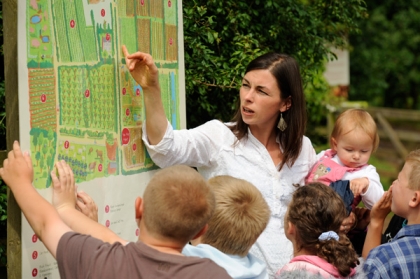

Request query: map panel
[
  {"left": 19, "top": 1, "right": 184, "bottom": 278},
  {"left": 26, "top": 0, "right": 181, "bottom": 188}
]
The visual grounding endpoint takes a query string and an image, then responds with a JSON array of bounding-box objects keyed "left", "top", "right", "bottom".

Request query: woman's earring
[{"left": 277, "top": 113, "right": 287, "bottom": 131}]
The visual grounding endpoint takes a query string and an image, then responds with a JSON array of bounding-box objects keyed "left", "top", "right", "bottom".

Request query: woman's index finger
[{"left": 12, "top": 141, "right": 23, "bottom": 159}]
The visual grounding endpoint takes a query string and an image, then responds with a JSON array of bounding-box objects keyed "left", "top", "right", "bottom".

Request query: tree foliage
[
  {"left": 183, "top": 0, "right": 368, "bottom": 129},
  {"left": 349, "top": 1, "right": 420, "bottom": 109}
]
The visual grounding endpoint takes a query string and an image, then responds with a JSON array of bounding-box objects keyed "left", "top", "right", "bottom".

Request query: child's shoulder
[
  {"left": 394, "top": 223, "right": 420, "bottom": 240},
  {"left": 278, "top": 256, "right": 335, "bottom": 278},
  {"left": 364, "top": 234, "right": 420, "bottom": 276},
  {"left": 182, "top": 243, "right": 220, "bottom": 258},
  {"left": 183, "top": 244, "right": 268, "bottom": 279},
  {"left": 367, "top": 226, "right": 420, "bottom": 262},
  {"left": 315, "top": 149, "right": 331, "bottom": 160}
]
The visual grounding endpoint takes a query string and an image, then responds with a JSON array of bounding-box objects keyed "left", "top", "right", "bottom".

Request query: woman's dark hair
[
  {"left": 286, "top": 183, "right": 360, "bottom": 277},
  {"left": 229, "top": 52, "right": 307, "bottom": 170}
]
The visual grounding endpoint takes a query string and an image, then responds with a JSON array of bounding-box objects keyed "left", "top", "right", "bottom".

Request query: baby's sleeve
[{"left": 360, "top": 165, "right": 385, "bottom": 210}]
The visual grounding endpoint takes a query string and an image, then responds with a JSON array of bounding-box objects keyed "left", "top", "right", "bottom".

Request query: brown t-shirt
[{"left": 57, "top": 232, "right": 232, "bottom": 279}]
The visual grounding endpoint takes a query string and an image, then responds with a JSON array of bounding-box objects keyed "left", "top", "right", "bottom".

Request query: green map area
[{"left": 26, "top": 0, "right": 181, "bottom": 188}]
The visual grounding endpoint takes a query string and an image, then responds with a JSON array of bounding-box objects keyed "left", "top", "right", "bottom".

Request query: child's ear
[
  {"left": 134, "top": 197, "right": 144, "bottom": 220},
  {"left": 409, "top": 191, "right": 420, "bottom": 208},
  {"left": 331, "top": 137, "right": 338, "bottom": 151},
  {"left": 192, "top": 224, "right": 208, "bottom": 240},
  {"left": 286, "top": 221, "right": 296, "bottom": 237}
]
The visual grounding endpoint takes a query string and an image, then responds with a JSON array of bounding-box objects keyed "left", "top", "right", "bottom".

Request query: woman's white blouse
[{"left": 142, "top": 119, "right": 317, "bottom": 277}]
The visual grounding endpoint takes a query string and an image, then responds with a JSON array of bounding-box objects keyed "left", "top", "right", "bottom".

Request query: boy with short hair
[
  {"left": 363, "top": 149, "right": 420, "bottom": 278},
  {"left": 0, "top": 141, "right": 231, "bottom": 279},
  {"left": 183, "top": 175, "right": 270, "bottom": 279}
]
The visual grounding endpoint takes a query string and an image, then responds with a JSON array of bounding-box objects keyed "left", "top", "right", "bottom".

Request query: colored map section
[{"left": 26, "top": 0, "right": 180, "bottom": 188}]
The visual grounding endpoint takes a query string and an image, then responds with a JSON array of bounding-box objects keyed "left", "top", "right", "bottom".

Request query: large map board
[{"left": 17, "top": 0, "right": 185, "bottom": 277}]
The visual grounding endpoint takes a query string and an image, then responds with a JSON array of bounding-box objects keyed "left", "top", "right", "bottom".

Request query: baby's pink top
[{"left": 306, "top": 149, "right": 366, "bottom": 185}]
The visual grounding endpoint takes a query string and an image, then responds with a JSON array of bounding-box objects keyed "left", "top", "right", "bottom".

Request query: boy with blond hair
[
  {"left": 183, "top": 175, "right": 270, "bottom": 279},
  {"left": 0, "top": 142, "right": 231, "bottom": 279},
  {"left": 363, "top": 149, "right": 420, "bottom": 278}
]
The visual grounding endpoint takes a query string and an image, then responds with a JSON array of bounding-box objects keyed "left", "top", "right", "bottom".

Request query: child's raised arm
[
  {"left": 362, "top": 188, "right": 392, "bottom": 258},
  {"left": 0, "top": 141, "right": 71, "bottom": 258},
  {"left": 52, "top": 160, "right": 126, "bottom": 244},
  {"left": 76, "top": 191, "right": 98, "bottom": 222}
]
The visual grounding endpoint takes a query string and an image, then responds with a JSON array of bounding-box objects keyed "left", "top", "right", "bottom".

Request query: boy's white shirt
[
  {"left": 183, "top": 244, "right": 268, "bottom": 279},
  {"left": 317, "top": 150, "right": 384, "bottom": 209}
]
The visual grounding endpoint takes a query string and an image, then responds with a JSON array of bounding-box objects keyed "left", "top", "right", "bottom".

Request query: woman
[{"left": 123, "top": 46, "right": 317, "bottom": 276}]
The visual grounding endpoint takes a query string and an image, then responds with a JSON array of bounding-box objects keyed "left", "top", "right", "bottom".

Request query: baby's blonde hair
[
  {"left": 406, "top": 149, "right": 420, "bottom": 190},
  {"left": 143, "top": 165, "right": 215, "bottom": 245},
  {"left": 330, "top": 109, "right": 379, "bottom": 152},
  {"left": 201, "top": 175, "right": 270, "bottom": 256}
]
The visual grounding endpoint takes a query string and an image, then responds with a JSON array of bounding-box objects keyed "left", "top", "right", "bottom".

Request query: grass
[{"left": 368, "top": 155, "right": 399, "bottom": 191}]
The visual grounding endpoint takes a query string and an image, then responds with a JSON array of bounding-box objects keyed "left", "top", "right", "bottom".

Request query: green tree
[
  {"left": 35, "top": 151, "right": 41, "bottom": 167},
  {"left": 37, "top": 132, "right": 44, "bottom": 152},
  {"left": 39, "top": 155, "right": 45, "bottom": 173},
  {"left": 32, "top": 132, "right": 38, "bottom": 150},
  {"left": 46, "top": 154, "right": 52, "bottom": 176},
  {"left": 183, "top": 0, "right": 367, "bottom": 129},
  {"left": 47, "top": 128, "right": 54, "bottom": 146},
  {"left": 42, "top": 139, "right": 48, "bottom": 158},
  {"left": 349, "top": 1, "right": 420, "bottom": 109}
]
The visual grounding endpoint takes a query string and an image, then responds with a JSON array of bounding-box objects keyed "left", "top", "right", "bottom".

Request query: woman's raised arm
[{"left": 122, "top": 45, "right": 168, "bottom": 145}]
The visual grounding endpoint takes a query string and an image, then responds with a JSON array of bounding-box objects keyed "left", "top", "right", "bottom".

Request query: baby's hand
[
  {"left": 76, "top": 191, "right": 99, "bottom": 222},
  {"left": 0, "top": 141, "right": 33, "bottom": 190},
  {"left": 350, "top": 177, "right": 369, "bottom": 197},
  {"left": 51, "top": 160, "right": 77, "bottom": 211}
]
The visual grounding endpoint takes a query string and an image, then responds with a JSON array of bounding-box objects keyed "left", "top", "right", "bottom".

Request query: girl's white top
[{"left": 142, "top": 120, "right": 317, "bottom": 277}]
